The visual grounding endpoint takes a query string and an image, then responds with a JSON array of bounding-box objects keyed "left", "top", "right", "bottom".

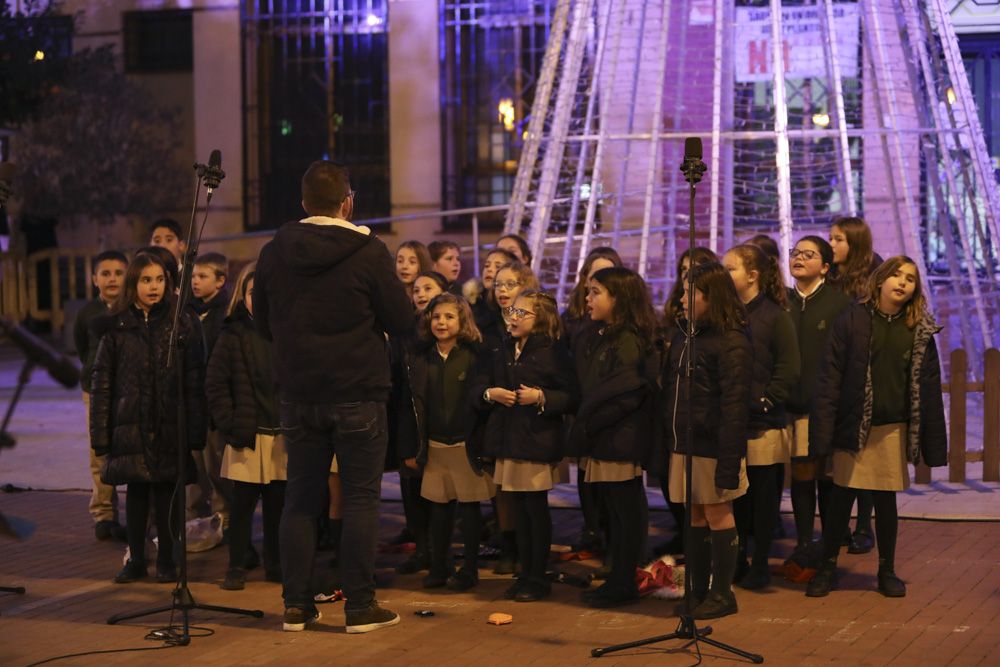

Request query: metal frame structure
[{"left": 503, "top": 0, "right": 1000, "bottom": 375}]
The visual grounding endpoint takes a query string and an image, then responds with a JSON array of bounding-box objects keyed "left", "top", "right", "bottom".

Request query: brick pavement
[{"left": 1, "top": 490, "right": 998, "bottom": 666}]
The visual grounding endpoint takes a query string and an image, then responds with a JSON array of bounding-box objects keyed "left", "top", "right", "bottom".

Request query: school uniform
[
  {"left": 734, "top": 293, "right": 800, "bottom": 586},
  {"left": 806, "top": 302, "right": 947, "bottom": 597},
  {"left": 476, "top": 333, "right": 579, "bottom": 490},
  {"left": 205, "top": 302, "right": 285, "bottom": 580},
  {"left": 810, "top": 303, "right": 947, "bottom": 482},
  {"left": 569, "top": 325, "right": 657, "bottom": 605},
  {"left": 404, "top": 339, "right": 494, "bottom": 586},
  {"left": 662, "top": 325, "right": 753, "bottom": 505},
  {"left": 786, "top": 281, "right": 851, "bottom": 458}
]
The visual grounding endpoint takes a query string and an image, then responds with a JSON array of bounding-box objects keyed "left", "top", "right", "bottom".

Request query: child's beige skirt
[
  {"left": 790, "top": 415, "right": 811, "bottom": 459},
  {"left": 833, "top": 423, "right": 910, "bottom": 491},
  {"left": 492, "top": 459, "right": 560, "bottom": 492},
  {"left": 421, "top": 440, "right": 496, "bottom": 503},
  {"left": 581, "top": 457, "right": 644, "bottom": 483},
  {"left": 222, "top": 433, "right": 287, "bottom": 484},
  {"left": 747, "top": 428, "right": 792, "bottom": 466},
  {"left": 668, "top": 452, "right": 748, "bottom": 505}
]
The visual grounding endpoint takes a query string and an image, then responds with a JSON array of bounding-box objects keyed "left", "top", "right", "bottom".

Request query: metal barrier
[{"left": 0, "top": 248, "right": 96, "bottom": 334}]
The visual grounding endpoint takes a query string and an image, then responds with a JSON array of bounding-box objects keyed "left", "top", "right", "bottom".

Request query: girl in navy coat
[{"left": 476, "top": 291, "right": 579, "bottom": 601}]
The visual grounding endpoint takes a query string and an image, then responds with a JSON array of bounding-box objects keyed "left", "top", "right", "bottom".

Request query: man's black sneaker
[
  {"left": 283, "top": 606, "right": 321, "bottom": 632},
  {"left": 345, "top": 602, "right": 400, "bottom": 634}
]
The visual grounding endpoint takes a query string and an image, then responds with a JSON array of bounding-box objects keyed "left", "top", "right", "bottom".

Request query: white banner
[{"left": 734, "top": 4, "right": 860, "bottom": 83}]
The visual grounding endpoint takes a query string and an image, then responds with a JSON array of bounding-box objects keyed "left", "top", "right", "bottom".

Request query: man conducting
[{"left": 255, "top": 160, "right": 412, "bottom": 633}]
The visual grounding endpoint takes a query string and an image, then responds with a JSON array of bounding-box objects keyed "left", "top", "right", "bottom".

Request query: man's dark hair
[
  {"left": 93, "top": 250, "right": 128, "bottom": 270},
  {"left": 150, "top": 218, "right": 183, "bottom": 239},
  {"left": 194, "top": 251, "right": 229, "bottom": 279},
  {"left": 302, "top": 160, "right": 351, "bottom": 214}
]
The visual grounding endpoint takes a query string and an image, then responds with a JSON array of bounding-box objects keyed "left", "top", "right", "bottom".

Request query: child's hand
[
  {"left": 489, "top": 387, "right": 517, "bottom": 407},
  {"left": 516, "top": 385, "right": 542, "bottom": 406}
]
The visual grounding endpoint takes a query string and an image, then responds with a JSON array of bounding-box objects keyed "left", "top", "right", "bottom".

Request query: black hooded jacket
[
  {"left": 206, "top": 304, "right": 279, "bottom": 449},
  {"left": 254, "top": 219, "right": 414, "bottom": 404},
  {"left": 809, "top": 303, "right": 947, "bottom": 467},
  {"left": 89, "top": 300, "right": 206, "bottom": 485},
  {"left": 472, "top": 334, "right": 580, "bottom": 463},
  {"left": 661, "top": 325, "right": 753, "bottom": 489}
]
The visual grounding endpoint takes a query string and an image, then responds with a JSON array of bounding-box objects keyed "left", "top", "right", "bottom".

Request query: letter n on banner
[{"left": 749, "top": 39, "right": 768, "bottom": 74}]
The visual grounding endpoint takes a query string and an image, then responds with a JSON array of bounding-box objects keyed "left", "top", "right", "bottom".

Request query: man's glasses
[{"left": 790, "top": 249, "right": 820, "bottom": 261}]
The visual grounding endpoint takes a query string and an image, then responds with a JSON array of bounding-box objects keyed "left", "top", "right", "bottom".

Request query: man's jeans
[{"left": 280, "top": 400, "right": 387, "bottom": 612}]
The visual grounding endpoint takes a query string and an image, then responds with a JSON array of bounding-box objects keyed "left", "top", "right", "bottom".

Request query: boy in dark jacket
[
  {"left": 74, "top": 250, "right": 128, "bottom": 541},
  {"left": 186, "top": 251, "right": 232, "bottom": 528}
]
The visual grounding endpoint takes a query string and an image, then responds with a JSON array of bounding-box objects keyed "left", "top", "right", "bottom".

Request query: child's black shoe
[
  {"left": 220, "top": 568, "right": 247, "bottom": 590},
  {"left": 446, "top": 568, "right": 478, "bottom": 591}
]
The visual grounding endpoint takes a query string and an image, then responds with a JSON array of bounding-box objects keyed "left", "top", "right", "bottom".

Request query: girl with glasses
[
  {"left": 474, "top": 291, "right": 579, "bottom": 601},
  {"left": 782, "top": 236, "right": 852, "bottom": 584}
]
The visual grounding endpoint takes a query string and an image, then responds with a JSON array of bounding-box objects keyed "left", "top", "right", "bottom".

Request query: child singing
[
  {"left": 404, "top": 294, "right": 495, "bottom": 590},
  {"left": 477, "top": 291, "right": 579, "bottom": 601},
  {"left": 807, "top": 257, "right": 946, "bottom": 598}
]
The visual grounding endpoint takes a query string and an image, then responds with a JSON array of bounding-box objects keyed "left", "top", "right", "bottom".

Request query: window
[
  {"left": 440, "top": 0, "right": 559, "bottom": 229},
  {"left": 123, "top": 10, "right": 193, "bottom": 73},
  {"left": 242, "top": 0, "right": 390, "bottom": 229}
]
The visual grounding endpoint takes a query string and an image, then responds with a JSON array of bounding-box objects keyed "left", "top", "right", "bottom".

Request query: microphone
[
  {"left": 203, "top": 150, "right": 225, "bottom": 194},
  {"left": 0, "top": 162, "right": 14, "bottom": 208},
  {"left": 0, "top": 317, "right": 81, "bottom": 389},
  {"left": 680, "top": 137, "right": 707, "bottom": 185},
  {"left": 683, "top": 137, "right": 702, "bottom": 161}
]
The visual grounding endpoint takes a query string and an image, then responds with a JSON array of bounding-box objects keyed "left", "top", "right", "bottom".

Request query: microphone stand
[
  {"left": 107, "top": 158, "right": 263, "bottom": 640},
  {"left": 591, "top": 151, "right": 762, "bottom": 663}
]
